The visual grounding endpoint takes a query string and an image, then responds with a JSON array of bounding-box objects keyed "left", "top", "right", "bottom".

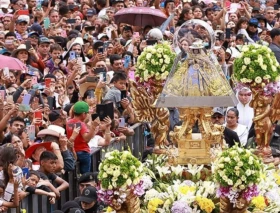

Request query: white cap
[
  {"left": 0, "top": 0, "right": 9, "bottom": 9},
  {"left": 147, "top": 28, "right": 163, "bottom": 40}
]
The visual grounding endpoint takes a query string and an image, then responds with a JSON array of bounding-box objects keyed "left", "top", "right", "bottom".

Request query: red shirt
[{"left": 66, "top": 118, "right": 90, "bottom": 153}]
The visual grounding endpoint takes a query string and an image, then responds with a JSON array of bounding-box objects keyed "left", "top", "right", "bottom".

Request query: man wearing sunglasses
[
  {"left": 211, "top": 107, "right": 240, "bottom": 147},
  {"left": 247, "top": 18, "right": 260, "bottom": 42}
]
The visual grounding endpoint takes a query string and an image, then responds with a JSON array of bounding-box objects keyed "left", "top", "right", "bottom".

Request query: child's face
[
  {"left": 28, "top": 174, "right": 39, "bottom": 187},
  {"left": 51, "top": 50, "right": 61, "bottom": 60},
  {"left": 41, "top": 159, "right": 57, "bottom": 174},
  {"left": 114, "top": 79, "right": 126, "bottom": 91}
]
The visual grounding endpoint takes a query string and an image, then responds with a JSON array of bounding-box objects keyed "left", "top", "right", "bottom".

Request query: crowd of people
[{"left": 0, "top": 0, "right": 279, "bottom": 211}]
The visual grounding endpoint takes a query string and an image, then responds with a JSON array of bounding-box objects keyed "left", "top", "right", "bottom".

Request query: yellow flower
[
  {"left": 273, "top": 172, "right": 280, "bottom": 185},
  {"left": 251, "top": 196, "right": 267, "bottom": 210},
  {"left": 196, "top": 197, "right": 215, "bottom": 213},
  {"left": 178, "top": 185, "right": 196, "bottom": 195},
  {"left": 106, "top": 207, "right": 114, "bottom": 212},
  {"left": 148, "top": 198, "right": 164, "bottom": 213},
  {"left": 244, "top": 57, "right": 251, "bottom": 65}
]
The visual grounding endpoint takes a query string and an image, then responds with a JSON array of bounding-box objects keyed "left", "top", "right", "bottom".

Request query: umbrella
[
  {"left": 114, "top": 7, "right": 167, "bottom": 27},
  {"left": 0, "top": 55, "right": 27, "bottom": 71}
]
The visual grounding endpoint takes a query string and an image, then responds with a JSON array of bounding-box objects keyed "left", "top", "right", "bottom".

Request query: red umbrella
[
  {"left": 0, "top": 55, "right": 27, "bottom": 71},
  {"left": 114, "top": 7, "right": 167, "bottom": 27}
]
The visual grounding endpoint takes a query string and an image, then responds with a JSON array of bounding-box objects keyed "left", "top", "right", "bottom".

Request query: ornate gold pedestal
[{"left": 170, "top": 107, "right": 224, "bottom": 165}]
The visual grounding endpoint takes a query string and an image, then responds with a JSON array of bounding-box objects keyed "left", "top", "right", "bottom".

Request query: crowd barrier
[{"left": 8, "top": 123, "right": 146, "bottom": 213}]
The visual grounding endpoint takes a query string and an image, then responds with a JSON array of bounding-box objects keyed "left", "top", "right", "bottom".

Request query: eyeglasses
[{"left": 239, "top": 93, "right": 251, "bottom": 97}]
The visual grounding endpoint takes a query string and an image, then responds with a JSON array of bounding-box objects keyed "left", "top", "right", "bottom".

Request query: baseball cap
[
  {"left": 212, "top": 107, "right": 224, "bottom": 116},
  {"left": 79, "top": 186, "right": 98, "bottom": 204},
  {"left": 248, "top": 18, "right": 258, "bottom": 27},
  {"left": 86, "top": 8, "right": 96, "bottom": 16},
  {"left": 39, "top": 37, "right": 50, "bottom": 44},
  {"left": 61, "top": 201, "right": 80, "bottom": 213},
  {"left": 78, "top": 172, "right": 98, "bottom": 184},
  {"left": 48, "top": 110, "right": 60, "bottom": 122},
  {"left": 28, "top": 31, "right": 40, "bottom": 38},
  {"left": 16, "top": 19, "right": 28, "bottom": 24},
  {"left": 0, "top": 0, "right": 10, "bottom": 9},
  {"left": 73, "top": 101, "right": 89, "bottom": 114}
]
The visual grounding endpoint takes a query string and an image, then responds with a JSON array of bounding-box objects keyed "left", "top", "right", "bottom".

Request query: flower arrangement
[
  {"left": 135, "top": 41, "right": 176, "bottom": 83},
  {"left": 97, "top": 150, "right": 145, "bottom": 206},
  {"left": 233, "top": 44, "right": 280, "bottom": 95},
  {"left": 213, "top": 144, "right": 263, "bottom": 204}
]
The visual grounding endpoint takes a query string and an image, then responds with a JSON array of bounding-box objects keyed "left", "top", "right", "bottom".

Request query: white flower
[
  {"left": 246, "top": 170, "right": 251, "bottom": 176},
  {"left": 146, "top": 53, "right": 152, "bottom": 60},
  {"left": 102, "top": 173, "right": 108, "bottom": 178},
  {"left": 244, "top": 57, "right": 251, "bottom": 65},
  {"left": 255, "top": 76, "right": 262, "bottom": 84},
  {"left": 126, "top": 178, "right": 132, "bottom": 186},
  {"left": 156, "top": 166, "right": 171, "bottom": 177},
  {"left": 186, "top": 164, "right": 204, "bottom": 176},
  {"left": 272, "top": 65, "right": 277, "bottom": 72},
  {"left": 171, "top": 165, "right": 184, "bottom": 176},
  {"left": 242, "top": 46, "right": 249, "bottom": 52},
  {"left": 159, "top": 59, "right": 163, "bottom": 64}
]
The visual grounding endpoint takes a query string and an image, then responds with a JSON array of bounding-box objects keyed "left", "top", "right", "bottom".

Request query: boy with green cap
[{"left": 66, "top": 101, "right": 99, "bottom": 174}]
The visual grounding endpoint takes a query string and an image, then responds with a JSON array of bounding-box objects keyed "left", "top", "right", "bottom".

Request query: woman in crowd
[{"left": 225, "top": 108, "right": 249, "bottom": 147}]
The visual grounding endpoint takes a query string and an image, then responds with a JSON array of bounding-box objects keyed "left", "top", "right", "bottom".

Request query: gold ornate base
[
  {"left": 220, "top": 196, "right": 249, "bottom": 213},
  {"left": 254, "top": 146, "right": 280, "bottom": 165}
]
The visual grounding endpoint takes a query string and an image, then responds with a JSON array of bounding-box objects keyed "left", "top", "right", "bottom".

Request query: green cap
[{"left": 73, "top": 101, "right": 89, "bottom": 114}]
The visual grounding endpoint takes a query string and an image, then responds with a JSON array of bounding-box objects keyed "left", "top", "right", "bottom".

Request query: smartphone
[
  {"left": 98, "top": 47, "right": 104, "bottom": 53},
  {"left": 124, "top": 55, "right": 131, "bottom": 69},
  {"left": 3, "top": 67, "right": 9, "bottom": 77},
  {"left": 121, "top": 90, "right": 127, "bottom": 100},
  {"left": 31, "top": 76, "right": 37, "bottom": 85},
  {"left": 44, "top": 17, "right": 50, "bottom": 29},
  {"left": 274, "top": 4, "right": 280, "bottom": 10},
  {"left": 86, "top": 76, "right": 99, "bottom": 83},
  {"left": 45, "top": 78, "right": 51, "bottom": 88},
  {"left": 25, "top": 40, "right": 32, "bottom": 51},
  {"left": 84, "top": 26, "right": 95, "bottom": 32},
  {"left": 146, "top": 40, "right": 157, "bottom": 45},
  {"left": 69, "top": 51, "right": 76, "bottom": 60},
  {"left": 0, "top": 90, "right": 5, "bottom": 100},
  {"left": 119, "top": 117, "right": 125, "bottom": 127},
  {"left": 84, "top": 33, "right": 89, "bottom": 40},
  {"left": 36, "top": 4, "right": 41, "bottom": 10},
  {"left": 22, "top": 94, "right": 31, "bottom": 105},
  {"left": 99, "top": 72, "right": 106, "bottom": 82},
  {"left": 18, "top": 10, "right": 29, "bottom": 15},
  {"left": 91, "top": 113, "right": 99, "bottom": 121},
  {"left": 47, "top": 96, "right": 54, "bottom": 110},
  {"left": 27, "top": 125, "right": 35, "bottom": 141},
  {"left": 66, "top": 19, "right": 76, "bottom": 24},
  {"left": 225, "top": 28, "right": 231, "bottom": 39},
  {"left": 34, "top": 111, "right": 42, "bottom": 126},
  {"left": 94, "top": 67, "right": 106, "bottom": 74},
  {"left": 22, "top": 167, "right": 30, "bottom": 179},
  {"left": 128, "top": 71, "right": 135, "bottom": 81},
  {"left": 75, "top": 122, "right": 81, "bottom": 128}
]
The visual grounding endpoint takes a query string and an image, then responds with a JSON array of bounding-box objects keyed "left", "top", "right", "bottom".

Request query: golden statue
[
  {"left": 130, "top": 80, "right": 170, "bottom": 152},
  {"left": 250, "top": 90, "right": 280, "bottom": 164},
  {"left": 156, "top": 39, "right": 237, "bottom": 164}
]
